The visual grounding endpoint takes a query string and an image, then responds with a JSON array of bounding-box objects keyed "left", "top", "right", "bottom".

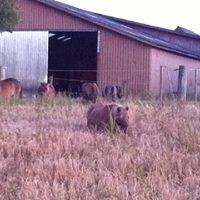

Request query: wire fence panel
[{"left": 161, "top": 65, "right": 200, "bottom": 100}]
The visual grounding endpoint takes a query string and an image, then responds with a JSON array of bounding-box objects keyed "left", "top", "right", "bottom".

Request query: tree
[{"left": 0, "top": 0, "right": 20, "bottom": 31}]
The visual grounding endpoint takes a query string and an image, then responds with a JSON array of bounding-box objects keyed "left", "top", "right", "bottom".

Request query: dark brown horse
[
  {"left": 0, "top": 78, "right": 22, "bottom": 101},
  {"left": 103, "top": 85, "right": 123, "bottom": 101},
  {"left": 81, "top": 82, "right": 100, "bottom": 103},
  {"left": 37, "top": 82, "right": 56, "bottom": 99}
]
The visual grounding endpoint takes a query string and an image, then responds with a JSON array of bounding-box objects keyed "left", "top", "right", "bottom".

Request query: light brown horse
[
  {"left": 37, "top": 82, "right": 56, "bottom": 99},
  {"left": 87, "top": 103, "right": 129, "bottom": 133},
  {"left": 0, "top": 78, "right": 22, "bottom": 101}
]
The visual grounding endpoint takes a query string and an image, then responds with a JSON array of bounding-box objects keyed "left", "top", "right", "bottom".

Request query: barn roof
[
  {"left": 36, "top": 0, "right": 200, "bottom": 60},
  {"left": 96, "top": 14, "right": 200, "bottom": 40},
  {"left": 174, "top": 26, "right": 200, "bottom": 37}
]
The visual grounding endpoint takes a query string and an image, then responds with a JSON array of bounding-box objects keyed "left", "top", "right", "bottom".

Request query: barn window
[{"left": 48, "top": 31, "right": 98, "bottom": 96}]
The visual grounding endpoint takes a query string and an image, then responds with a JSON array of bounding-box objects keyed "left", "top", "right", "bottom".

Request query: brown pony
[
  {"left": 81, "top": 82, "right": 100, "bottom": 103},
  {"left": 87, "top": 103, "right": 129, "bottom": 133},
  {"left": 103, "top": 85, "right": 123, "bottom": 101},
  {"left": 0, "top": 78, "right": 22, "bottom": 101},
  {"left": 37, "top": 82, "right": 56, "bottom": 99}
]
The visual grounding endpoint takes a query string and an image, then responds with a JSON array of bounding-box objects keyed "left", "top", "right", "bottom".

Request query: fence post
[
  {"left": 0, "top": 66, "right": 7, "bottom": 80},
  {"left": 48, "top": 75, "right": 54, "bottom": 84},
  {"left": 194, "top": 69, "right": 198, "bottom": 101},
  {"left": 177, "top": 65, "right": 187, "bottom": 100},
  {"left": 159, "top": 65, "right": 164, "bottom": 102},
  {"left": 122, "top": 80, "right": 128, "bottom": 99}
]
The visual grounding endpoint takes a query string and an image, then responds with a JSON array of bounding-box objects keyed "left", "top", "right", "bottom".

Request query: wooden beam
[
  {"left": 159, "top": 66, "right": 164, "bottom": 102},
  {"left": 177, "top": 65, "right": 187, "bottom": 100},
  {"left": 194, "top": 69, "right": 198, "bottom": 101},
  {"left": 0, "top": 66, "right": 7, "bottom": 80}
]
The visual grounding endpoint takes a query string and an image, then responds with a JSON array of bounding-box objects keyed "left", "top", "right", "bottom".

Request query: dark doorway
[{"left": 48, "top": 31, "right": 98, "bottom": 96}]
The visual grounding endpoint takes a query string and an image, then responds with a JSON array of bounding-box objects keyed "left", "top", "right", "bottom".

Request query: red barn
[{"left": 1, "top": 0, "right": 200, "bottom": 97}]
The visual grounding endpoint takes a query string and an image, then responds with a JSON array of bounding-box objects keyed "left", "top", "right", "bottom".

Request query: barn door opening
[{"left": 48, "top": 31, "right": 98, "bottom": 96}]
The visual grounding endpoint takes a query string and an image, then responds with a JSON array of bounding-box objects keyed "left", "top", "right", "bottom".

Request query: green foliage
[{"left": 0, "top": 0, "right": 20, "bottom": 31}]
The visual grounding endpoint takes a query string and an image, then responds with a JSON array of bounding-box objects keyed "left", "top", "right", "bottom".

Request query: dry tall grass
[{"left": 0, "top": 98, "right": 200, "bottom": 200}]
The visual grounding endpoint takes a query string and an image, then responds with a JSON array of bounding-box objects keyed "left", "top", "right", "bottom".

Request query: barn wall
[
  {"left": 16, "top": 0, "right": 151, "bottom": 95},
  {"left": 0, "top": 31, "right": 48, "bottom": 94},
  {"left": 16, "top": 0, "right": 98, "bottom": 30},
  {"left": 97, "top": 31, "right": 150, "bottom": 96},
  {"left": 149, "top": 48, "right": 200, "bottom": 97}
]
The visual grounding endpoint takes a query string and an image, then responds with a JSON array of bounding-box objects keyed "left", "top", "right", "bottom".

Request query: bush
[{"left": 0, "top": 0, "right": 20, "bottom": 31}]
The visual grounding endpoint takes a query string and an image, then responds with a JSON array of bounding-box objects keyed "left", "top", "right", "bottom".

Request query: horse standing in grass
[
  {"left": 37, "top": 82, "right": 56, "bottom": 99},
  {"left": 103, "top": 85, "right": 123, "bottom": 101},
  {"left": 81, "top": 82, "right": 100, "bottom": 103},
  {"left": 0, "top": 78, "right": 22, "bottom": 102},
  {"left": 87, "top": 103, "right": 129, "bottom": 133}
]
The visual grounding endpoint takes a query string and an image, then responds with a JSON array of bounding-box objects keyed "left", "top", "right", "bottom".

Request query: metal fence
[
  {"left": 48, "top": 67, "right": 150, "bottom": 98},
  {"left": 160, "top": 65, "right": 200, "bottom": 101}
]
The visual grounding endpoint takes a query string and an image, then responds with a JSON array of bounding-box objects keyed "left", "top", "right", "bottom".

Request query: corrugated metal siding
[
  {"left": 0, "top": 31, "right": 48, "bottom": 93},
  {"left": 16, "top": 0, "right": 151, "bottom": 96},
  {"left": 150, "top": 48, "right": 200, "bottom": 96},
  {"left": 126, "top": 25, "right": 200, "bottom": 54}
]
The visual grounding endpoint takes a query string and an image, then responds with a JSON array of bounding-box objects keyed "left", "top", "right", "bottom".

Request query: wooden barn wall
[
  {"left": 150, "top": 48, "right": 200, "bottom": 97},
  {"left": 16, "top": 0, "right": 151, "bottom": 95},
  {"left": 97, "top": 31, "right": 150, "bottom": 96},
  {"left": 16, "top": 0, "right": 97, "bottom": 30},
  {"left": 0, "top": 31, "right": 48, "bottom": 94}
]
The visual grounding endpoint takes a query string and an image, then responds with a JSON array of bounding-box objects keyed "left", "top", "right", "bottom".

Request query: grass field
[{"left": 0, "top": 97, "right": 200, "bottom": 200}]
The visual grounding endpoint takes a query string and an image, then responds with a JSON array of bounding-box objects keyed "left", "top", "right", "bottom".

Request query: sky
[{"left": 57, "top": 0, "right": 200, "bottom": 35}]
